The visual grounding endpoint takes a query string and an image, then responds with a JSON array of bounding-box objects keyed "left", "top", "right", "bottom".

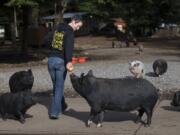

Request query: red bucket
[
  {"left": 72, "top": 57, "right": 78, "bottom": 64},
  {"left": 78, "top": 57, "right": 87, "bottom": 63}
]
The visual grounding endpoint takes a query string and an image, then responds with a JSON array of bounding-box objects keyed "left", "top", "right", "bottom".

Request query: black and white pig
[
  {"left": 129, "top": 60, "right": 145, "bottom": 78},
  {"left": 0, "top": 91, "right": 36, "bottom": 123},
  {"left": 171, "top": 91, "right": 180, "bottom": 107},
  {"left": 70, "top": 70, "right": 158, "bottom": 127},
  {"left": 153, "top": 59, "right": 168, "bottom": 77},
  {"left": 9, "top": 69, "right": 34, "bottom": 93}
]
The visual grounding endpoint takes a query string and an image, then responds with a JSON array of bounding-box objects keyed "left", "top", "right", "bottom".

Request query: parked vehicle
[{"left": 0, "top": 25, "right": 5, "bottom": 38}]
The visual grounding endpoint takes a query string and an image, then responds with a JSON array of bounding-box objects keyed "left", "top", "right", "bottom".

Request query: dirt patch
[
  {"left": 74, "top": 36, "right": 180, "bottom": 64},
  {"left": 0, "top": 36, "right": 180, "bottom": 66}
]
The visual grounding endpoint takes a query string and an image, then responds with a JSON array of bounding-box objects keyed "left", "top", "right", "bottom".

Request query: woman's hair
[{"left": 71, "top": 15, "right": 82, "bottom": 23}]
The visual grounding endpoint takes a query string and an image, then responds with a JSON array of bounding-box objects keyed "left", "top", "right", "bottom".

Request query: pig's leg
[
  {"left": 15, "top": 111, "right": 25, "bottom": 124},
  {"left": 173, "top": 93, "right": 180, "bottom": 106},
  {"left": 144, "top": 108, "right": 152, "bottom": 127},
  {"left": 97, "top": 111, "right": 104, "bottom": 128},
  {"left": 0, "top": 109, "right": 7, "bottom": 121},
  {"left": 21, "top": 109, "right": 27, "bottom": 117},
  {"left": 1, "top": 114, "right": 7, "bottom": 121},
  {"left": 135, "top": 108, "right": 144, "bottom": 123},
  {"left": 87, "top": 109, "right": 95, "bottom": 127}
]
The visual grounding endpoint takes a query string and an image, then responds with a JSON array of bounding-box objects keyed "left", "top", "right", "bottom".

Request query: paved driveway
[{"left": 0, "top": 98, "right": 179, "bottom": 135}]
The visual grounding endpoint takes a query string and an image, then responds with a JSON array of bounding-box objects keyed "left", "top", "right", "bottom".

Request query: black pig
[
  {"left": 153, "top": 59, "right": 168, "bottom": 76},
  {"left": 0, "top": 91, "right": 36, "bottom": 123},
  {"left": 171, "top": 91, "right": 180, "bottom": 107},
  {"left": 70, "top": 70, "right": 158, "bottom": 127},
  {"left": 9, "top": 69, "right": 34, "bottom": 93}
]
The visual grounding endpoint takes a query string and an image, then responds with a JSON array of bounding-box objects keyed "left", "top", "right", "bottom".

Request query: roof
[{"left": 42, "top": 12, "right": 87, "bottom": 20}]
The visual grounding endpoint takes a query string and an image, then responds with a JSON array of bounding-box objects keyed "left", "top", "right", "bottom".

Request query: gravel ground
[
  {"left": 0, "top": 52, "right": 179, "bottom": 99},
  {"left": 0, "top": 37, "right": 180, "bottom": 99}
]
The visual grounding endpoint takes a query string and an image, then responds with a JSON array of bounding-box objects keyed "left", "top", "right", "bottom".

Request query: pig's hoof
[
  {"left": 87, "top": 120, "right": 92, "bottom": 127},
  {"left": 96, "top": 123, "right": 102, "bottom": 128},
  {"left": 86, "top": 124, "right": 90, "bottom": 128},
  {"left": 2, "top": 117, "right": 7, "bottom": 121},
  {"left": 144, "top": 123, "right": 150, "bottom": 127},
  {"left": 135, "top": 118, "right": 141, "bottom": 123},
  {"left": 20, "top": 119, "right": 25, "bottom": 124}
]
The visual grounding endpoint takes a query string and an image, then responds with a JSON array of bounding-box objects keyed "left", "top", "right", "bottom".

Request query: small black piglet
[
  {"left": 153, "top": 59, "right": 168, "bottom": 76},
  {"left": 0, "top": 91, "right": 36, "bottom": 123},
  {"left": 9, "top": 69, "right": 34, "bottom": 93}
]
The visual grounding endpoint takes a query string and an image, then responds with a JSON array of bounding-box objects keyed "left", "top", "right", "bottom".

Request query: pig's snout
[
  {"left": 70, "top": 73, "right": 76, "bottom": 78},
  {"left": 70, "top": 73, "right": 79, "bottom": 80},
  {"left": 129, "top": 67, "right": 134, "bottom": 70}
]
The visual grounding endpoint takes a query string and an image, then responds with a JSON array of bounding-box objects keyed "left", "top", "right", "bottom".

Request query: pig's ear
[
  {"left": 87, "top": 70, "right": 93, "bottom": 76},
  {"left": 28, "top": 69, "right": 32, "bottom": 74},
  {"left": 80, "top": 73, "right": 85, "bottom": 78}
]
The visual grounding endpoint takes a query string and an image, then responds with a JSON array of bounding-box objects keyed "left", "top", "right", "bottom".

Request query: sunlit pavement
[{"left": 0, "top": 98, "right": 179, "bottom": 135}]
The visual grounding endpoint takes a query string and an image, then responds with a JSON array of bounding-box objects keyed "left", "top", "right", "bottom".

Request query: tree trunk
[
  {"left": 54, "top": 0, "right": 67, "bottom": 24},
  {"left": 21, "top": 6, "right": 32, "bottom": 56},
  {"left": 14, "top": 6, "right": 18, "bottom": 38},
  {"left": 12, "top": 6, "right": 18, "bottom": 46},
  {"left": 32, "top": 6, "right": 39, "bottom": 26}
]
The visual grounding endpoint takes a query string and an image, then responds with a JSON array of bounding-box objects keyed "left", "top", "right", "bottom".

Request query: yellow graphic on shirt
[{"left": 51, "top": 31, "right": 64, "bottom": 51}]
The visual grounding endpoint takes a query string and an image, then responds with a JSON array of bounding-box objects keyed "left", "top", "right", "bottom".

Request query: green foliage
[
  {"left": 77, "top": 0, "right": 180, "bottom": 36},
  {"left": 78, "top": 0, "right": 117, "bottom": 17},
  {"left": 78, "top": 0, "right": 180, "bottom": 27},
  {"left": 5, "top": 0, "right": 43, "bottom": 7},
  {"left": 1, "top": 0, "right": 180, "bottom": 37}
]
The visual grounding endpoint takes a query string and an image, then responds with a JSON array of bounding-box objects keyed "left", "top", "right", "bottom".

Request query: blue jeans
[{"left": 48, "top": 57, "right": 67, "bottom": 117}]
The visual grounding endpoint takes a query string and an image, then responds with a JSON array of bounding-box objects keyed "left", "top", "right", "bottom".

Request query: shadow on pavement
[
  {"left": 33, "top": 90, "right": 52, "bottom": 110},
  {"left": 145, "top": 72, "right": 157, "bottom": 77},
  {"left": 33, "top": 90, "right": 140, "bottom": 125},
  {"left": 161, "top": 106, "right": 180, "bottom": 112},
  {"left": 33, "top": 90, "right": 144, "bottom": 125},
  {"left": 64, "top": 108, "right": 137, "bottom": 125}
]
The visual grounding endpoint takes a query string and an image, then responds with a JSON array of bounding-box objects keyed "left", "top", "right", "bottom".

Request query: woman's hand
[{"left": 66, "top": 62, "right": 74, "bottom": 72}]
